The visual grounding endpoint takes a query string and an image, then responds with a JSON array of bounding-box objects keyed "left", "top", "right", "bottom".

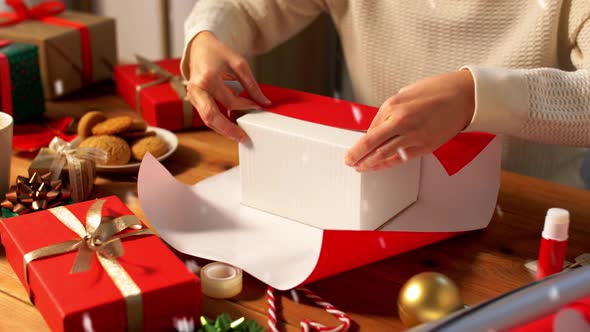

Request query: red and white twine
[{"left": 267, "top": 286, "right": 352, "bottom": 332}]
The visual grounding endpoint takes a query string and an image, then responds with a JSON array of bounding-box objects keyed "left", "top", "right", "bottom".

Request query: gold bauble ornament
[{"left": 397, "top": 272, "right": 463, "bottom": 328}]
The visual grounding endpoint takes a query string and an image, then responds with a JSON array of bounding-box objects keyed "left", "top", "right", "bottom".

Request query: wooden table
[{"left": 2, "top": 84, "right": 590, "bottom": 331}]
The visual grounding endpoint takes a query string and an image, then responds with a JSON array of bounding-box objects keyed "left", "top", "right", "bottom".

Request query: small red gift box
[
  {"left": 0, "top": 196, "right": 201, "bottom": 332},
  {"left": 115, "top": 58, "right": 215, "bottom": 131}
]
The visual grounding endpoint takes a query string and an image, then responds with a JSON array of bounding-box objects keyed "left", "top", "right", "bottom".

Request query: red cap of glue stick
[{"left": 536, "top": 208, "right": 569, "bottom": 280}]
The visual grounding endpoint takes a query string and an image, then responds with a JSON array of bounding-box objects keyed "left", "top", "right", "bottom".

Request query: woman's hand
[
  {"left": 344, "top": 70, "right": 476, "bottom": 171},
  {"left": 186, "top": 31, "right": 271, "bottom": 142}
]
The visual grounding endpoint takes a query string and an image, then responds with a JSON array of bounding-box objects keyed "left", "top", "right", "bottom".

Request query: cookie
[
  {"left": 131, "top": 136, "right": 168, "bottom": 161},
  {"left": 91, "top": 116, "right": 133, "bottom": 136},
  {"left": 79, "top": 135, "right": 131, "bottom": 165},
  {"left": 129, "top": 118, "right": 148, "bottom": 132},
  {"left": 77, "top": 111, "right": 107, "bottom": 139},
  {"left": 120, "top": 130, "right": 157, "bottom": 139}
]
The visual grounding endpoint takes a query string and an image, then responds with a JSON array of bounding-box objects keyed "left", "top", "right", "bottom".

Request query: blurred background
[
  {"left": 0, "top": 0, "right": 345, "bottom": 97},
  {"left": 2, "top": 0, "right": 588, "bottom": 189}
]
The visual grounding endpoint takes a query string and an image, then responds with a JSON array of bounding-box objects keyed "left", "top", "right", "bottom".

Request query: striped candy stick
[
  {"left": 267, "top": 286, "right": 280, "bottom": 332},
  {"left": 267, "top": 286, "right": 352, "bottom": 332}
]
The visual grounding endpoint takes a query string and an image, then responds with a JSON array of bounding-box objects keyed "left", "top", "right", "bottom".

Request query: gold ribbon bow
[
  {"left": 44, "top": 137, "right": 108, "bottom": 202},
  {"left": 23, "top": 199, "right": 154, "bottom": 332},
  {"left": 134, "top": 55, "right": 194, "bottom": 128}
]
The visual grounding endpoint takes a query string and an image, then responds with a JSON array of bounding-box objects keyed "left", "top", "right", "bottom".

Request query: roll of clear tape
[{"left": 200, "top": 262, "right": 243, "bottom": 299}]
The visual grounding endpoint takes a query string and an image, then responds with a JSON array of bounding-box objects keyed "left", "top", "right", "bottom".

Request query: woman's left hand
[{"left": 344, "top": 70, "right": 476, "bottom": 172}]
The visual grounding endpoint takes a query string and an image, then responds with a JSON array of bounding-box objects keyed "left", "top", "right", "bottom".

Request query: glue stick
[{"left": 536, "top": 208, "right": 569, "bottom": 280}]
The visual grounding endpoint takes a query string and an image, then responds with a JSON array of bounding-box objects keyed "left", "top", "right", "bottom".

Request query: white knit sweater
[{"left": 182, "top": 0, "right": 590, "bottom": 188}]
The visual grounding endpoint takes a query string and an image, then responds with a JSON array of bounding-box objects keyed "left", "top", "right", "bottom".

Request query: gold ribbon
[
  {"left": 22, "top": 200, "right": 154, "bottom": 332},
  {"left": 134, "top": 54, "right": 194, "bottom": 128},
  {"left": 45, "top": 137, "right": 108, "bottom": 202}
]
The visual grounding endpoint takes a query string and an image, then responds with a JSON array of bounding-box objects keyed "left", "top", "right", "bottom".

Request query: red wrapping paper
[
  {"left": 243, "top": 84, "right": 495, "bottom": 282},
  {"left": 0, "top": 196, "right": 201, "bottom": 332},
  {"left": 114, "top": 58, "right": 212, "bottom": 131},
  {"left": 245, "top": 84, "right": 496, "bottom": 283},
  {"left": 12, "top": 117, "right": 75, "bottom": 152}
]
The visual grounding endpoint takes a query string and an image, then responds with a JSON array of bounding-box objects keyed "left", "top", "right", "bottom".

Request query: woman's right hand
[{"left": 186, "top": 31, "right": 271, "bottom": 142}]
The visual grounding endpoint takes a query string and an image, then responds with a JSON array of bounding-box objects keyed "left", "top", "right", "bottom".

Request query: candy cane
[
  {"left": 267, "top": 286, "right": 280, "bottom": 332},
  {"left": 267, "top": 286, "right": 351, "bottom": 332}
]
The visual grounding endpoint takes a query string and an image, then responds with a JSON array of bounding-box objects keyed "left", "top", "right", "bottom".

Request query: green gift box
[{"left": 0, "top": 41, "right": 45, "bottom": 124}]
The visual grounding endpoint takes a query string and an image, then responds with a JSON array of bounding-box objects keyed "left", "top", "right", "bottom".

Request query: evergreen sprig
[{"left": 197, "top": 313, "right": 264, "bottom": 332}]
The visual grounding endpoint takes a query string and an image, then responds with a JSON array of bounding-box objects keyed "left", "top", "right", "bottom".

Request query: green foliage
[{"left": 197, "top": 313, "right": 264, "bottom": 332}]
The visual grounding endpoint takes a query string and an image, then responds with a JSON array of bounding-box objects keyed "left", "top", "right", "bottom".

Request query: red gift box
[
  {"left": 0, "top": 196, "right": 201, "bottom": 332},
  {"left": 114, "top": 58, "right": 214, "bottom": 131}
]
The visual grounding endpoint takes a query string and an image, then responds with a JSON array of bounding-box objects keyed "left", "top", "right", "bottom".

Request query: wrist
[
  {"left": 191, "top": 31, "right": 217, "bottom": 51},
  {"left": 195, "top": 30, "right": 215, "bottom": 42}
]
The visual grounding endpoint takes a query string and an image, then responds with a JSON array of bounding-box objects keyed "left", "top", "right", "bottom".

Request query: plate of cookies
[{"left": 73, "top": 111, "right": 178, "bottom": 173}]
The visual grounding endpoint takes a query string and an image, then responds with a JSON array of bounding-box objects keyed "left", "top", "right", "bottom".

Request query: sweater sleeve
[
  {"left": 463, "top": 4, "right": 590, "bottom": 147},
  {"left": 181, "top": 0, "right": 326, "bottom": 78}
]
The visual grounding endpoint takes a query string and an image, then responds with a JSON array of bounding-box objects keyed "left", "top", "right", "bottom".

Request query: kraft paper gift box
[
  {"left": 0, "top": 40, "right": 45, "bottom": 123},
  {"left": 137, "top": 84, "right": 503, "bottom": 291},
  {"left": 0, "top": 3, "right": 117, "bottom": 99},
  {"left": 26, "top": 137, "right": 108, "bottom": 203},
  {"left": 27, "top": 148, "right": 94, "bottom": 203},
  {"left": 0, "top": 196, "right": 201, "bottom": 332},
  {"left": 27, "top": 147, "right": 96, "bottom": 188}
]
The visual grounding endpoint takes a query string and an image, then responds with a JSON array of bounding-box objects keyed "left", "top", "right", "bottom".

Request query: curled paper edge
[{"left": 138, "top": 153, "right": 323, "bottom": 290}]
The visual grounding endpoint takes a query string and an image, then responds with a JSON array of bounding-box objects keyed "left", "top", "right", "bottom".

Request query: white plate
[{"left": 72, "top": 126, "right": 178, "bottom": 173}]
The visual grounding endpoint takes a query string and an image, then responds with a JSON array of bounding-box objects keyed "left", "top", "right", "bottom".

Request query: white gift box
[{"left": 237, "top": 111, "right": 421, "bottom": 231}]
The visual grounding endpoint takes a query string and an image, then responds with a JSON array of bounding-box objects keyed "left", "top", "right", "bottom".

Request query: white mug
[{"left": 0, "top": 112, "right": 13, "bottom": 199}]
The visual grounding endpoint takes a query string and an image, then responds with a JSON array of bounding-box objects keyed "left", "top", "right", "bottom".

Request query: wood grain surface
[{"left": 1, "top": 83, "right": 589, "bottom": 331}]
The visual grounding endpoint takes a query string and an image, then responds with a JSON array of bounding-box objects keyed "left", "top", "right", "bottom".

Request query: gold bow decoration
[
  {"left": 134, "top": 55, "right": 194, "bottom": 128},
  {"left": 23, "top": 199, "right": 155, "bottom": 332}
]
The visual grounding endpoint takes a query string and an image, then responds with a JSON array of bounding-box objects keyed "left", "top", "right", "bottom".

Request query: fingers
[
  {"left": 370, "top": 154, "right": 403, "bottom": 171},
  {"left": 210, "top": 78, "right": 259, "bottom": 111},
  {"left": 187, "top": 86, "right": 247, "bottom": 142},
  {"left": 229, "top": 57, "right": 271, "bottom": 106},
  {"left": 368, "top": 92, "right": 407, "bottom": 130},
  {"left": 344, "top": 117, "right": 399, "bottom": 167},
  {"left": 368, "top": 145, "right": 427, "bottom": 172},
  {"left": 368, "top": 98, "right": 394, "bottom": 130},
  {"left": 368, "top": 111, "right": 386, "bottom": 131},
  {"left": 188, "top": 32, "right": 269, "bottom": 141},
  {"left": 353, "top": 135, "right": 410, "bottom": 172}
]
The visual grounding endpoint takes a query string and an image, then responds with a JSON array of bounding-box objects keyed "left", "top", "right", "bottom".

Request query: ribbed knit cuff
[{"left": 461, "top": 65, "right": 530, "bottom": 135}]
